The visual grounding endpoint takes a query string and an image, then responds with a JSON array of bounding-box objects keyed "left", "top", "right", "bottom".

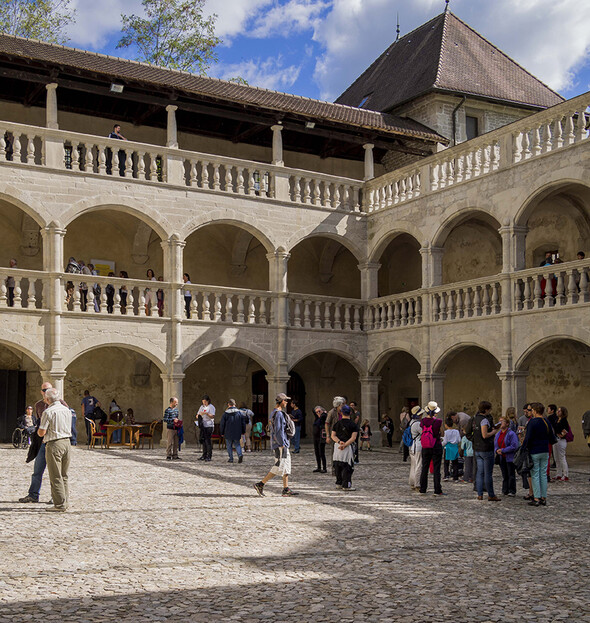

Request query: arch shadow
[
  {"left": 288, "top": 341, "right": 366, "bottom": 376},
  {"left": 369, "top": 226, "right": 424, "bottom": 263},
  {"left": 182, "top": 215, "right": 275, "bottom": 253},
  {"left": 369, "top": 346, "right": 422, "bottom": 375},
  {"left": 182, "top": 338, "right": 275, "bottom": 374},
  {"left": 0, "top": 190, "right": 46, "bottom": 228},
  {"left": 515, "top": 334, "right": 590, "bottom": 371},
  {"left": 285, "top": 229, "right": 363, "bottom": 262},
  {"left": 0, "top": 337, "right": 45, "bottom": 369},
  {"left": 431, "top": 207, "right": 501, "bottom": 249}
]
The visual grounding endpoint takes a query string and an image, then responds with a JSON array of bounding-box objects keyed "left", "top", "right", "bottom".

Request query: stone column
[
  {"left": 363, "top": 143, "right": 374, "bottom": 181},
  {"left": 162, "top": 235, "right": 185, "bottom": 363},
  {"left": 271, "top": 124, "right": 284, "bottom": 166},
  {"left": 358, "top": 261, "right": 380, "bottom": 300},
  {"left": 359, "top": 375, "right": 380, "bottom": 442},
  {"left": 267, "top": 250, "right": 290, "bottom": 377},
  {"left": 499, "top": 222, "right": 512, "bottom": 274},
  {"left": 511, "top": 225, "right": 528, "bottom": 271},
  {"left": 44, "top": 83, "right": 64, "bottom": 168},
  {"left": 418, "top": 373, "right": 446, "bottom": 409},
  {"left": 166, "top": 105, "right": 178, "bottom": 148},
  {"left": 162, "top": 234, "right": 185, "bottom": 283},
  {"left": 428, "top": 246, "right": 444, "bottom": 287},
  {"left": 266, "top": 374, "right": 291, "bottom": 407},
  {"left": 46, "top": 83, "right": 59, "bottom": 130},
  {"left": 164, "top": 105, "right": 184, "bottom": 184}
]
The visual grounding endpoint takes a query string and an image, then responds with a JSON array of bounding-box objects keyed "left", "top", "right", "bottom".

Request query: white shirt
[
  {"left": 198, "top": 404, "right": 216, "bottom": 427},
  {"left": 442, "top": 428, "right": 461, "bottom": 446},
  {"left": 40, "top": 402, "right": 72, "bottom": 442},
  {"left": 410, "top": 419, "right": 422, "bottom": 454}
]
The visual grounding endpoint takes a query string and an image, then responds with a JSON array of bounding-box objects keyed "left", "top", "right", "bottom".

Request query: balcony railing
[
  {"left": 288, "top": 294, "right": 363, "bottom": 331},
  {"left": 431, "top": 277, "right": 503, "bottom": 321},
  {"left": 0, "top": 268, "right": 46, "bottom": 310}
]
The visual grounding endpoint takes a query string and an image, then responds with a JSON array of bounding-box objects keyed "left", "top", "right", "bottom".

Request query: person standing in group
[
  {"left": 505, "top": 407, "right": 518, "bottom": 432},
  {"left": 381, "top": 413, "right": 394, "bottom": 448},
  {"left": 144, "top": 268, "right": 156, "bottom": 314},
  {"left": 220, "top": 399, "right": 246, "bottom": 463},
  {"left": 349, "top": 401, "right": 361, "bottom": 463},
  {"left": 253, "top": 393, "right": 298, "bottom": 497},
  {"left": 325, "top": 396, "right": 346, "bottom": 473},
  {"left": 408, "top": 406, "right": 424, "bottom": 491},
  {"left": 359, "top": 419, "right": 372, "bottom": 450},
  {"left": 312, "top": 405, "right": 328, "bottom": 473},
  {"left": 471, "top": 401, "right": 501, "bottom": 502},
  {"left": 81, "top": 389, "right": 101, "bottom": 445},
  {"left": 197, "top": 395, "right": 215, "bottom": 461},
  {"left": 494, "top": 415, "right": 519, "bottom": 496},
  {"left": 290, "top": 398, "right": 303, "bottom": 454},
  {"left": 553, "top": 406, "right": 571, "bottom": 481},
  {"left": 399, "top": 406, "right": 411, "bottom": 460},
  {"left": 37, "top": 388, "right": 72, "bottom": 512},
  {"left": 239, "top": 401, "right": 254, "bottom": 452},
  {"left": 163, "top": 397, "right": 181, "bottom": 461},
  {"left": 460, "top": 426, "right": 474, "bottom": 484},
  {"left": 522, "top": 402, "right": 555, "bottom": 507},
  {"left": 442, "top": 416, "right": 461, "bottom": 482},
  {"left": 419, "top": 402, "right": 445, "bottom": 496},
  {"left": 331, "top": 405, "right": 358, "bottom": 491}
]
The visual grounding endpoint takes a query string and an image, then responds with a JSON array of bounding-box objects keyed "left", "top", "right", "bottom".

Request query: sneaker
[
  {"left": 227, "top": 459, "right": 234, "bottom": 463},
  {"left": 172, "top": 456, "right": 181, "bottom": 460},
  {"left": 282, "top": 487, "right": 299, "bottom": 496},
  {"left": 507, "top": 493, "right": 516, "bottom": 497},
  {"left": 253, "top": 482, "right": 265, "bottom": 497},
  {"left": 238, "top": 456, "right": 243, "bottom": 464},
  {"left": 166, "top": 456, "right": 172, "bottom": 461},
  {"left": 197, "top": 456, "right": 206, "bottom": 461},
  {"left": 443, "top": 477, "right": 450, "bottom": 482},
  {"left": 18, "top": 495, "right": 38, "bottom": 503}
]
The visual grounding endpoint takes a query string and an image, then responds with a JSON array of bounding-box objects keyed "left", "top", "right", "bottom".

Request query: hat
[
  {"left": 426, "top": 401, "right": 441, "bottom": 414},
  {"left": 411, "top": 405, "right": 424, "bottom": 417},
  {"left": 341, "top": 405, "right": 351, "bottom": 416},
  {"left": 275, "top": 393, "right": 291, "bottom": 403}
]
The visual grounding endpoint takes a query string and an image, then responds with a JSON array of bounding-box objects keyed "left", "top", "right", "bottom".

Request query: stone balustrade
[
  {"left": 431, "top": 277, "right": 503, "bottom": 322},
  {"left": 289, "top": 173, "right": 363, "bottom": 212},
  {"left": 364, "top": 91, "right": 590, "bottom": 213},
  {"left": 0, "top": 268, "right": 46, "bottom": 310},
  {"left": 366, "top": 292, "right": 423, "bottom": 329},
  {"left": 288, "top": 294, "right": 363, "bottom": 331}
]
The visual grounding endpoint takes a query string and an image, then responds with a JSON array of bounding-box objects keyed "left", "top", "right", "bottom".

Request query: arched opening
[
  {"left": 438, "top": 346, "right": 501, "bottom": 418},
  {"left": 521, "top": 183, "right": 590, "bottom": 267},
  {"left": 290, "top": 351, "right": 361, "bottom": 432},
  {"left": 376, "top": 234, "right": 422, "bottom": 296},
  {"left": 183, "top": 349, "right": 269, "bottom": 445},
  {"left": 0, "top": 343, "right": 42, "bottom": 442},
  {"left": 64, "top": 346, "right": 163, "bottom": 445},
  {"left": 288, "top": 236, "right": 361, "bottom": 298},
  {"left": 518, "top": 337, "right": 590, "bottom": 455},
  {"left": 184, "top": 223, "right": 270, "bottom": 290},
  {"left": 440, "top": 215, "right": 502, "bottom": 284},
  {"left": 375, "top": 350, "right": 421, "bottom": 443}
]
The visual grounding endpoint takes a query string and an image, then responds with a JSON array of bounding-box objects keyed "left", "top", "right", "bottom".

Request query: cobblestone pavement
[{"left": 1, "top": 443, "right": 589, "bottom": 623}]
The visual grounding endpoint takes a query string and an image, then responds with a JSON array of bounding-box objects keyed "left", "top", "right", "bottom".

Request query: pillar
[
  {"left": 359, "top": 375, "right": 380, "bottom": 440},
  {"left": 428, "top": 246, "right": 444, "bottom": 287},
  {"left": 418, "top": 373, "right": 446, "bottom": 409},
  {"left": 46, "top": 83, "right": 59, "bottom": 130},
  {"left": 267, "top": 250, "right": 290, "bottom": 295},
  {"left": 166, "top": 105, "right": 178, "bottom": 148},
  {"left": 363, "top": 143, "right": 374, "bottom": 181},
  {"left": 164, "top": 104, "right": 184, "bottom": 184},
  {"left": 44, "top": 82, "right": 63, "bottom": 168},
  {"left": 511, "top": 225, "right": 528, "bottom": 271},
  {"left": 162, "top": 235, "right": 185, "bottom": 363},
  {"left": 358, "top": 261, "right": 380, "bottom": 300},
  {"left": 266, "top": 374, "right": 291, "bottom": 407},
  {"left": 497, "top": 369, "right": 528, "bottom": 414},
  {"left": 271, "top": 124, "right": 284, "bottom": 166},
  {"left": 267, "top": 250, "right": 290, "bottom": 375},
  {"left": 161, "top": 234, "right": 185, "bottom": 283}
]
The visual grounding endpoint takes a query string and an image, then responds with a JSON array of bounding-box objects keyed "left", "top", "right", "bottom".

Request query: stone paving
[{"left": 0, "top": 443, "right": 589, "bottom": 623}]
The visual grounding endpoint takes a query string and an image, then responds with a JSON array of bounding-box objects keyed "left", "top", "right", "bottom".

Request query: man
[
  {"left": 238, "top": 401, "right": 254, "bottom": 452},
  {"left": 163, "top": 397, "right": 181, "bottom": 460},
  {"left": 19, "top": 382, "right": 66, "bottom": 504},
  {"left": 253, "top": 393, "right": 298, "bottom": 497},
  {"left": 81, "top": 390, "right": 101, "bottom": 445},
  {"left": 106, "top": 123, "right": 128, "bottom": 175},
  {"left": 197, "top": 395, "right": 215, "bottom": 461},
  {"left": 325, "top": 396, "right": 346, "bottom": 474},
  {"left": 449, "top": 410, "right": 470, "bottom": 431},
  {"left": 290, "top": 398, "right": 303, "bottom": 453},
  {"left": 6, "top": 257, "right": 16, "bottom": 307},
  {"left": 350, "top": 401, "right": 361, "bottom": 464},
  {"left": 408, "top": 406, "right": 424, "bottom": 491},
  {"left": 539, "top": 251, "right": 553, "bottom": 266},
  {"left": 109, "top": 124, "right": 127, "bottom": 141},
  {"left": 38, "top": 388, "right": 72, "bottom": 512},
  {"left": 472, "top": 400, "right": 501, "bottom": 502},
  {"left": 418, "top": 401, "right": 445, "bottom": 496},
  {"left": 331, "top": 405, "right": 358, "bottom": 491},
  {"left": 220, "top": 399, "right": 246, "bottom": 463},
  {"left": 518, "top": 403, "right": 532, "bottom": 428}
]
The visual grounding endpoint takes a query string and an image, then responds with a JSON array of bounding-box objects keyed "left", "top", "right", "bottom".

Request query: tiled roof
[
  {"left": 0, "top": 33, "right": 444, "bottom": 143},
  {"left": 336, "top": 11, "right": 564, "bottom": 112}
]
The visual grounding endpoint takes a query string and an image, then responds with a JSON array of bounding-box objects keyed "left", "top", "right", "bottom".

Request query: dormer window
[
  {"left": 466, "top": 115, "right": 479, "bottom": 140},
  {"left": 358, "top": 94, "right": 372, "bottom": 108}
]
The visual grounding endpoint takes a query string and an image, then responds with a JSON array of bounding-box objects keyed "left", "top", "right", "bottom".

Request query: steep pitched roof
[
  {"left": 0, "top": 33, "right": 443, "bottom": 143},
  {"left": 336, "top": 10, "right": 564, "bottom": 112}
]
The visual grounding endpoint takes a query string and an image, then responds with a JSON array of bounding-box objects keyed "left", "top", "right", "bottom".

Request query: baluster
[
  {"left": 553, "top": 117, "right": 563, "bottom": 149},
  {"left": 399, "top": 178, "right": 407, "bottom": 202},
  {"left": 224, "top": 165, "right": 233, "bottom": 193},
  {"left": 473, "top": 287, "right": 481, "bottom": 316},
  {"left": 84, "top": 289, "right": 93, "bottom": 313},
  {"left": 492, "top": 283, "right": 500, "bottom": 313},
  {"left": 514, "top": 281, "right": 523, "bottom": 312},
  {"left": 431, "top": 164, "right": 439, "bottom": 191},
  {"left": 439, "top": 160, "right": 448, "bottom": 188},
  {"left": 259, "top": 171, "right": 268, "bottom": 196},
  {"left": 481, "top": 145, "right": 490, "bottom": 173},
  {"left": 189, "top": 161, "right": 198, "bottom": 186},
  {"left": 523, "top": 278, "right": 532, "bottom": 309},
  {"left": 12, "top": 281, "right": 22, "bottom": 308},
  {"left": 447, "top": 291, "right": 455, "bottom": 319},
  {"left": 212, "top": 163, "right": 221, "bottom": 190},
  {"left": 462, "top": 288, "right": 471, "bottom": 317},
  {"left": 343, "top": 305, "right": 350, "bottom": 331},
  {"left": 96, "top": 146, "right": 106, "bottom": 174},
  {"left": 455, "top": 154, "right": 464, "bottom": 183},
  {"left": 312, "top": 180, "right": 321, "bottom": 206},
  {"left": 385, "top": 183, "right": 393, "bottom": 207},
  {"left": 301, "top": 300, "right": 310, "bottom": 328},
  {"left": 365, "top": 306, "right": 374, "bottom": 331},
  {"left": 113, "top": 292, "right": 121, "bottom": 315},
  {"left": 314, "top": 302, "right": 322, "bottom": 328},
  {"left": 564, "top": 114, "right": 575, "bottom": 145},
  {"left": 390, "top": 180, "right": 398, "bottom": 205},
  {"left": 73, "top": 289, "right": 81, "bottom": 312},
  {"left": 387, "top": 301, "right": 394, "bottom": 328},
  {"left": 259, "top": 297, "right": 267, "bottom": 324},
  {"left": 12, "top": 134, "right": 21, "bottom": 162},
  {"left": 293, "top": 176, "right": 301, "bottom": 202},
  {"left": 125, "top": 151, "right": 133, "bottom": 177},
  {"left": 439, "top": 292, "right": 447, "bottom": 320},
  {"left": 323, "top": 302, "right": 332, "bottom": 329},
  {"left": 84, "top": 144, "right": 94, "bottom": 173},
  {"left": 400, "top": 299, "right": 408, "bottom": 325},
  {"left": 544, "top": 272, "right": 555, "bottom": 307},
  {"left": 321, "top": 181, "right": 329, "bottom": 208},
  {"left": 432, "top": 294, "right": 440, "bottom": 322},
  {"left": 532, "top": 126, "right": 541, "bottom": 156},
  {"left": 334, "top": 304, "right": 342, "bottom": 330},
  {"left": 248, "top": 297, "right": 257, "bottom": 324},
  {"left": 473, "top": 148, "right": 482, "bottom": 176},
  {"left": 269, "top": 298, "right": 276, "bottom": 325},
  {"left": 332, "top": 184, "right": 340, "bottom": 209},
  {"left": 127, "top": 290, "right": 135, "bottom": 315},
  {"left": 542, "top": 123, "right": 553, "bottom": 153},
  {"left": 456, "top": 289, "right": 464, "bottom": 318},
  {"left": 492, "top": 142, "right": 500, "bottom": 170},
  {"left": 214, "top": 294, "right": 222, "bottom": 321},
  {"left": 100, "top": 290, "right": 108, "bottom": 315},
  {"left": 201, "top": 292, "right": 210, "bottom": 320},
  {"left": 407, "top": 174, "right": 415, "bottom": 197},
  {"left": 236, "top": 167, "right": 245, "bottom": 194},
  {"left": 522, "top": 130, "right": 531, "bottom": 159},
  {"left": 577, "top": 110, "right": 588, "bottom": 142},
  {"left": 415, "top": 297, "right": 422, "bottom": 323},
  {"left": 151, "top": 295, "right": 159, "bottom": 318},
  {"left": 138, "top": 152, "right": 146, "bottom": 180},
  {"left": 236, "top": 295, "right": 245, "bottom": 323},
  {"left": 139, "top": 293, "right": 147, "bottom": 317},
  {"left": 202, "top": 161, "right": 210, "bottom": 189},
  {"left": 190, "top": 296, "right": 198, "bottom": 319},
  {"left": 353, "top": 305, "right": 361, "bottom": 331},
  {"left": 303, "top": 178, "right": 311, "bottom": 204},
  {"left": 565, "top": 270, "right": 577, "bottom": 305},
  {"left": 533, "top": 276, "right": 543, "bottom": 309},
  {"left": 342, "top": 185, "right": 351, "bottom": 210},
  {"left": 225, "top": 295, "right": 233, "bottom": 323},
  {"left": 393, "top": 300, "right": 400, "bottom": 326},
  {"left": 579, "top": 268, "right": 589, "bottom": 302},
  {"left": 0, "top": 134, "right": 6, "bottom": 162},
  {"left": 246, "top": 168, "right": 255, "bottom": 194},
  {"left": 293, "top": 300, "right": 302, "bottom": 328},
  {"left": 464, "top": 151, "right": 473, "bottom": 179},
  {"left": 556, "top": 272, "right": 566, "bottom": 305},
  {"left": 407, "top": 299, "right": 415, "bottom": 324},
  {"left": 112, "top": 150, "right": 119, "bottom": 176},
  {"left": 482, "top": 285, "right": 491, "bottom": 314}
]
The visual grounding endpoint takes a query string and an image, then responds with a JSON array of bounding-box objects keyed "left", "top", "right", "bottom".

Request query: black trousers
[
  {"left": 201, "top": 427, "right": 213, "bottom": 459},
  {"left": 334, "top": 460, "right": 353, "bottom": 488},
  {"left": 444, "top": 458, "right": 459, "bottom": 480},
  {"left": 420, "top": 446, "right": 443, "bottom": 494},
  {"left": 313, "top": 438, "right": 326, "bottom": 470},
  {"left": 387, "top": 432, "right": 393, "bottom": 447},
  {"left": 500, "top": 456, "right": 516, "bottom": 494}
]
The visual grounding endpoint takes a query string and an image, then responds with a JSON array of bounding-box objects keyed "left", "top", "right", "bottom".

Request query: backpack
[
  {"left": 270, "top": 409, "right": 295, "bottom": 441},
  {"left": 420, "top": 419, "right": 436, "bottom": 449},
  {"left": 402, "top": 424, "right": 416, "bottom": 448},
  {"left": 464, "top": 416, "right": 475, "bottom": 442}
]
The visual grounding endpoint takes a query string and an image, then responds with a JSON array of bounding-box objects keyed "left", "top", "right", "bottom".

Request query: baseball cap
[{"left": 275, "top": 393, "right": 291, "bottom": 402}]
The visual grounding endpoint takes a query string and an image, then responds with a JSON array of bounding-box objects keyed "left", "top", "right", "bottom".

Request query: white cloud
[
  {"left": 204, "top": 0, "right": 274, "bottom": 41},
  {"left": 249, "top": 0, "right": 329, "bottom": 39},
  {"left": 210, "top": 56, "right": 301, "bottom": 91}
]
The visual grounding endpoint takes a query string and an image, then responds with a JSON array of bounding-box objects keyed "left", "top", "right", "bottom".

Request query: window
[
  {"left": 465, "top": 115, "right": 479, "bottom": 140},
  {"left": 358, "top": 94, "right": 372, "bottom": 108}
]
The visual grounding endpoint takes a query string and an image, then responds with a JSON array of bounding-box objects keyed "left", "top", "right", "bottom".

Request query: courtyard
[{"left": 0, "top": 444, "right": 589, "bottom": 622}]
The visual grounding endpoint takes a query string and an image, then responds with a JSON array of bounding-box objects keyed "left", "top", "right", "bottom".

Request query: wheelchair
[{"left": 12, "top": 427, "right": 33, "bottom": 449}]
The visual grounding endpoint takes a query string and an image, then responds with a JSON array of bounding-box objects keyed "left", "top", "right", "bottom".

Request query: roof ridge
[{"left": 433, "top": 10, "right": 449, "bottom": 88}]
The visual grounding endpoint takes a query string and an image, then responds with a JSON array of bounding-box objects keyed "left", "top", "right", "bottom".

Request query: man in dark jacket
[
  {"left": 220, "top": 399, "right": 246, "bottom": 463},
  {"left": 472, "top": 400, "right": 501, "bottom": 502}
]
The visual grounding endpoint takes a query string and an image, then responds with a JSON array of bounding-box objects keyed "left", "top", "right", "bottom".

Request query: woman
[
  {"left": 408, "top": 406, "right": 423, "bottom": 491},
  {"left": 505, "top": 406, "right": 518, "bottom": 432},
  {"left": 183, "top": 273, "right": 192, "bottom": 318},
  {"left": 312, "top": 405, "right": 328, "bottom": 473},
  {"left": 144, "top": 268, "right": 156, "bottom": 314},
  {"left": 522, "top": 402, "right": 554, "bottom": 506},
  {"left": 494, "top": 415, "right": 519, "bottom": 496},
  {"left": 156, "top": 276, "right": 165, "bottom": 317},
  {"left": 553, "top": 406, "right": 570, "bottom": 481},
  {"left": 381, "top": 414, "right": 394, "bottom": 447},
  {"left": 399, "top": 406, "right": 411, "bottom": 460},
  {"left": 119, "top": 270, "right": 128, "bottom": 313}
]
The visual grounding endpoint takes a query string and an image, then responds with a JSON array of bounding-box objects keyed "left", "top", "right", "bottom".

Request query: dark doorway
[
  {"left": 0, "top": 370, "right": 27, "bottom": 442},
  {"left": 287, "top": 371, "right": 307, "bottom": 438}
]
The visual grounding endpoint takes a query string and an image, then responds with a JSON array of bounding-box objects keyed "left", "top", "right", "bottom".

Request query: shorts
[{"left": 270, "top": 448, "right": 291, "bottom": 476}]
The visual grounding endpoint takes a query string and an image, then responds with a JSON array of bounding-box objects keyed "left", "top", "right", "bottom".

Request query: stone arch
[
  {"left": 433, "top": 341, "right": 501, "bottom": 374},
  {"left": 288, "top": 341, "right": 366, "bottom": 376},
  {"left": 431, "top": 207, "right": 502, "bottom": 249},
  {"left": 369, "top": 345, "right": 422, "bottom": 375},
  {"left": 0, "top": 190, "right": 46, "bottom": 229},
  {"left": 515, "top": 334, "right": 590, "bottom": 372},
  {"left": 370, "top": 229, "right": 423, "bottom": 296},
  {"left": 62, "top": 338, "right": 167, "bottom": 373},
  {"left": 0, "top": 337, "right": 45, "bottom": 369},
  {"left": 285, "top": 229, "right": 363, "bottom": 261},
  {"left": 182, "top": 339, "right": 275, "bottom": 374},
  {"left": 368, "top": 225, "right": 425, "bottom": 263}
]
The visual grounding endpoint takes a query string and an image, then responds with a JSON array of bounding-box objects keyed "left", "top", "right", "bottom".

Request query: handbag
[
  {"left": 564, "top": 425, "right": 574, "bottom": 443},
  {"left": 513, "top": 445, "right": 533, "bottom": 474}
]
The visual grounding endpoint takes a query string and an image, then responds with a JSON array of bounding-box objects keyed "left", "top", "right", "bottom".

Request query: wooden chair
[
  {"left": 86, "top": 418, "right": 106, "bottom": 449},
  {"left": 252, "top": 422, "right": 267, "bottom": 451},
  {"left": 138, "top": 420, "right": 161, "bottom": 449},
  {"left": 211, "top": 424, "right": 224, "bottom": 449}
]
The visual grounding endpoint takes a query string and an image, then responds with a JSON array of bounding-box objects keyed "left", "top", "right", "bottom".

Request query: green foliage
[
  {"left": 117, "top": 0, "right": 221, "bottom": 75},
  {"left": 0, "top": 0, "right": 74, "bottom": 43}
]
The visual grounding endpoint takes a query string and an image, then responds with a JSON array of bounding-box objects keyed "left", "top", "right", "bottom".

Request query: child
[
  {"left": 359, "top": 419, "right": 372, "bottom": 451},
  {"left": 460, "top": 426, "right": 474, "bottom": 483},
  {"left": 442, "top": 416, "right": 461, "bottom": 481},
  {"left": 331, "top": 405, "right": 359, "bottom": 491}
]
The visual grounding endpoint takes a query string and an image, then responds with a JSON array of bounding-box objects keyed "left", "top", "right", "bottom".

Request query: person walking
[
  {"left": 494, "top": 415, "right": 519, "bottom": 496},
  {"left": 331, "top": 405, "right": 358, "bottom": 491},
  {"left": 163, "top": 397, "right": 181, "bottom": 461},
  {"left": 253, "top": 393, "right": 298, "bottom": 497},
  {"left": 239, "top": 401, "right": 254, "bottom": 452},
  {"left": 290, "top": 398, "right": 303, "bottom": 453},
  {"left": 418, "top": 402, "right": 444, "bottom": 496},
  {"left": 408, "top": 406, "right": 424, "bottom": 491},
  {"left": 220, "top": 399, "right": 246, "bottom": 463},
  {"left": 37, "top": 388, "right": 72, "bottom": 512},
  {"left": 553, "top": 406, "right": 571, "bottom": 481},
  {"left": 197, "top": 395, "right": 215, "bottom": 461},
  {"left": 471, "top": 400, "right": 501, "bottom": 502},
  {"left": 522, "top": 402, "right": 555, "bottom": 507},
  {"left": 312, "top": 405, "right": 327, "bottom": 473}
]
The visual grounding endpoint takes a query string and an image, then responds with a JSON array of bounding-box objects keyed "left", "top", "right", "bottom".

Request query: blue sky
[{"left": 67, "top": 0, "right": 590, "bottom": 104}]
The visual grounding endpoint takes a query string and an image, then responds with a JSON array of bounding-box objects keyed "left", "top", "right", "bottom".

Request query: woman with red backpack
[{"left": 418, "top": 401, "right": 445, "bottom": 496}]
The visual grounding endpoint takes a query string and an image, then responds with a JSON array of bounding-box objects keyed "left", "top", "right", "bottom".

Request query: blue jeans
[
  {"left": 531, "top": 452, "right": 549, "bottom": 499},
  {"left": 226, "top": 438, "right": 242, "bottom": 460},
  {"left": 475, "top": 450, "right": 496, "bottom": 497},
  {"left": 28, "top": 442, "right": 46, "bottom": 501},
  {"left": 71, "top": 415, "right": 77, "bottom": 445},
  {"left": 292, "top": 425, "right": 301, "bottom": 452}
]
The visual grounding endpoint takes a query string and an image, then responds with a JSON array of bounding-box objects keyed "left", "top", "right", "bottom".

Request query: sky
[{"left": 65, "top": 0, "right": 590, "bottom": 104}]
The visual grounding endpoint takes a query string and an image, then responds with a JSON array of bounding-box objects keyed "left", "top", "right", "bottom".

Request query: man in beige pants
[{"left": 38, "top": 388, "right": 72, "bottom": 512}]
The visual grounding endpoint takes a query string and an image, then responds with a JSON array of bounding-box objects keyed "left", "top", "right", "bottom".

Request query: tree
[
  {"left": 117, "top": 0, "right": 220, "bottom": 75},
  {"left": 0, "top": 0, "right": 75, "bottom": 43}
]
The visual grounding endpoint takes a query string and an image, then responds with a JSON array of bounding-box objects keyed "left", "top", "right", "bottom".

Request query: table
[{"left": 104, "top": 424, "right": 146, "bottom": 449}]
